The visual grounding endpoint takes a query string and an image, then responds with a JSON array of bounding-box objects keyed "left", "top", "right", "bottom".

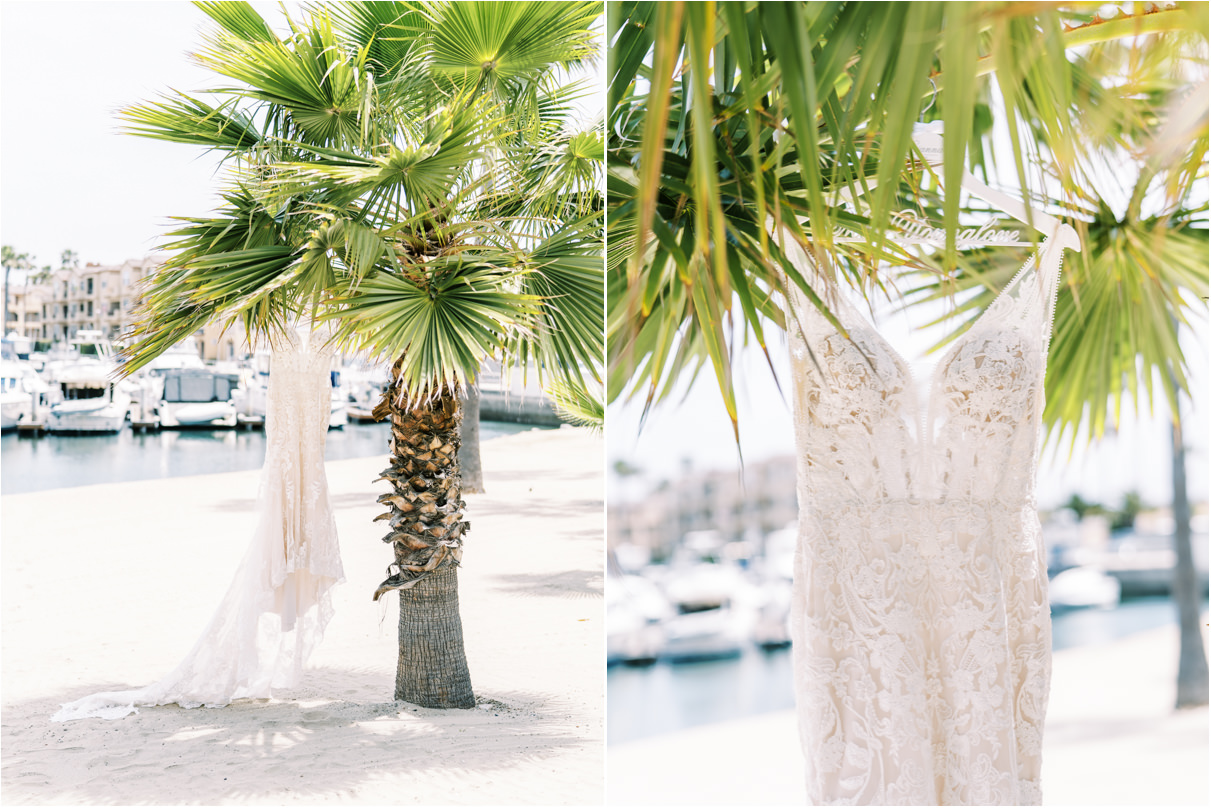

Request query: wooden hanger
[{"left": 831, "top": 121, "right": 1082, "bottom": 253}]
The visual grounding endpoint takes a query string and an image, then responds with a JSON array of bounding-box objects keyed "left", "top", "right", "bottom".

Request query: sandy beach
[{"left": 1, "top": 426, "right": 604, "bottom": 805}]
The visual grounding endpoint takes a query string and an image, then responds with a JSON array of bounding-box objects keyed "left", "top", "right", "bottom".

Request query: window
[
  {"left": 86, "top": 278, "right": 94, "bottom": 294},
  {"left": 86, "top": 301, "right": 93, "bottom": 316}
]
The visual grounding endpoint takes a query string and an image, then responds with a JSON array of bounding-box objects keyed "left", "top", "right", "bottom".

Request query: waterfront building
[
  {"left": 40, "top": 257, "right": 159, "bottom": 343},
  {"left": 4, "top": 280, "right": 50, "bottom": 344},
  {"left": 609, "top": 455, "right": 800, "bottom": 561},
  {"left": 199, "top": 319, "right": 251, "bottom": 362}
]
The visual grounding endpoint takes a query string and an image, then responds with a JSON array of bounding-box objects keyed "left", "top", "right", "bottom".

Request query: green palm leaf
[
  {"left": 327, "top": 255, "right": 542, "bottom": 402},
  {"left": 546, "top": 377, "right": 603, "bottom": 432},
  {"left": 120, "top": 92, "right": 261, "bottom": 152}
]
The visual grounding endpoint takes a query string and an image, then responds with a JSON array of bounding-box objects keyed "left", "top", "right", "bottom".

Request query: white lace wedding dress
[
  {"left": 52, "top": 329, "right": 345, "bottom": 721},
  {"left": 783, "top": 232, "right": 1073, "bottom": 804}
]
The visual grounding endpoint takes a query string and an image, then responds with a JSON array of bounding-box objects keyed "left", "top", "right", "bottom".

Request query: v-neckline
[{"left": 808, "top": 234, "right": 1059, "bottom": 450}]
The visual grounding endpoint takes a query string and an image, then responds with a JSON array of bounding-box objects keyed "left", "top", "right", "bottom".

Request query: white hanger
[{"left": 831, "top": 121, "right": 1082, "bottom": 253}]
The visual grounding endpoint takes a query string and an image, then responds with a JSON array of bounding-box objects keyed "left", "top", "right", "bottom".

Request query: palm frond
[
  {"left": 505, "top": 212, "right": 604, "bottom": 387},
  {"left": 326, "top": 253, "right": 543, "bottom": 402},
  {"left": 607, "top": 0, "right": 1207, "bottom": 455},
  {"left": 119, "top": 91, "right": 261, "bottom": 152},
  {"left": 194, "top": 0, "right": 277, "bottom": 43},
  {"left": 546, "top": 377, "right": 603, "bottom": 432}
]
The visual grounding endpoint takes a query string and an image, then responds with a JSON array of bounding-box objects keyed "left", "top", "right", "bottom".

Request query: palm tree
[
  {"left": 607, "top": 0, "right": 1207, "bottom": 701},
  {"left": 119, "top": 0, "right": 603, "bottom": 709}
]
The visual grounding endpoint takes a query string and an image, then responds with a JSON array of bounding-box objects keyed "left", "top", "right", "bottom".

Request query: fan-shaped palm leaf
[{"left": 327, "top": 254, "right": 542, "bottom": 402}]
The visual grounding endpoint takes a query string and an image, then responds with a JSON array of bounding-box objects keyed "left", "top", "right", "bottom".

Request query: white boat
[
  {"left": 0, "top": 358, "right": 51, "bottom": 431},
  {"left": 660, "top": 563, "right": 754, "bottom": 662},
  {"left": 607, "top": 574, "right": 673, "bottom": 665},
  {"left": 751, "top": 527, "right": 797, "bottom": 648},
  {"left": 328, "top": 369, "right": 348, "bottom": 429},
  {"left": 1048, "top": 566, "right": 1122, "bottom": 612},
  {"left": 46, "top": 364, "right": 131, "bottom": 434},
  {"left": 2, "top": 331, "right": 33, "bottom": 360},
  {"left": 342, "top": 360, "right": 390, "bottom": 422},
  {"left": 128, "top": 339, "right": 210, "bottom": 427},
  {"left": 157, "top": 368, "right": 241, "bottom": 428},
  {"left": 44, "top": 332, "right": 132, "bottom": 434}
]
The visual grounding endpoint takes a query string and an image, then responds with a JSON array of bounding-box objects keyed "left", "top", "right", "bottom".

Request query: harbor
[
  {"left": 607, "top": 594, "right": 1198, "bottom": 744},
  {"left": 607, "top": 502, "right": 1209, "bottom": 744},
  {"left": 0, "top": 330, "right": 561, "bottom": 496}
]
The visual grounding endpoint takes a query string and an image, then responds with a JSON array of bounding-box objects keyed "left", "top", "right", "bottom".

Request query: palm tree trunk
[
  {"left": 459, "top": 384, "right": 485, "bottom": 494},
  {"left": 1171, "top": 406, "right": 1209, "bottom": 708},
  {"left": 371, "top": 358, "right": 474, "bottom": 708},
  {"left": 396, "top": 564, "right": 474, "bottom": 707}
]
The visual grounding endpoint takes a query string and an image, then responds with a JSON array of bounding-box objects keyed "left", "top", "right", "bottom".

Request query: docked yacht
[
  {"left": 44, "top": 331, "right": 132, "bottom": 434},
  {"left": 342, "top": 360, "right": 390, "bottom": 422},
  {"left": 1048, "top": 565, "right": 1122, "bottom": 613},
  {"left": 156, "top": 367, "right": 241, "bottom": 428},
  {"left": 0, "top": 354, "right": 51, "bottom": 432},
  {"left": 607, "top": 573, "right": 673, "bottom": 666},
  {"left": 46, "top": 365, "right": 131, "bottom": 433},
  {"left": 129, "top": 338, "right": 209, "bottom": 426},
  {"left": 660, "top": 562, "right": 755, "bottom": 662}
]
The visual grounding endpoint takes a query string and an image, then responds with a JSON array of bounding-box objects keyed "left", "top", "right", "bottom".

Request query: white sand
[{"left": 1, "top": 426, "right": 605, "bottom": 805}]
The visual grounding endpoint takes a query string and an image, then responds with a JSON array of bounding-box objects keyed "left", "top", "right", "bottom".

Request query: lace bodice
[{"left": 784, "top": 235, "right": 1067, "bottom": 805}]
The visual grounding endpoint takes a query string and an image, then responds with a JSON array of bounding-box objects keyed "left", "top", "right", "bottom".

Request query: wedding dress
[
  {"left": 783, "top": 232, "right": 1071, "bottom": 804},
  {"left": 52, "top": 329, "right": 345, "bottom": 721}
]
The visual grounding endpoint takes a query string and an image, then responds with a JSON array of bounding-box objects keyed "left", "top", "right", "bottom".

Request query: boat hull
[
  {"left": 159, "top": 402, "right": 238, "bottom": 429},
  {"left": 47, "top": 409, "right": 126, "bottom": 434}
]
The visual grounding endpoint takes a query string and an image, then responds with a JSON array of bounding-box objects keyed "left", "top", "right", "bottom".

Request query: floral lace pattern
[
  {"left": 783, "top": 236, "right": 1066, "bottom": 804},
  {"left": 52, "top": 328, "right": 345, "bottom": 721}
]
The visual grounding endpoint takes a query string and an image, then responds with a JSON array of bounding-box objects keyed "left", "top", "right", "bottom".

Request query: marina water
[
  {"left": 608, "top": 596, "right": 1196, "bottom": 744},
  {"left": 0, "top": 420, "right": 543, "bottom": 495}
]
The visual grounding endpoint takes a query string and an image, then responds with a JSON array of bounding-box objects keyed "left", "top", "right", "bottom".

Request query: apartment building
[
  {"left": 608, "top": 454, "right": 800, "bottom": 561},
  {"left": 38, "top": 257, "right": 159, "bottom": 342},
  {"left": 3, "top": 281, "right": 50, "bottom": 344}
]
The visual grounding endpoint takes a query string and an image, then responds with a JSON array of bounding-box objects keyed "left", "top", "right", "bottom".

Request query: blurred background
[{"left": 604, "top": 2, "right": 1208, "bottom": 803}]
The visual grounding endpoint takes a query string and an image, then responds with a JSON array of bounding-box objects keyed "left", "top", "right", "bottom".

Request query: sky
[
  {"left": 0, "top": 1, "right": 602, "bottom": 269},
  {"left": 0, "top": 1, "right": 280, "bottom": 267}
]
